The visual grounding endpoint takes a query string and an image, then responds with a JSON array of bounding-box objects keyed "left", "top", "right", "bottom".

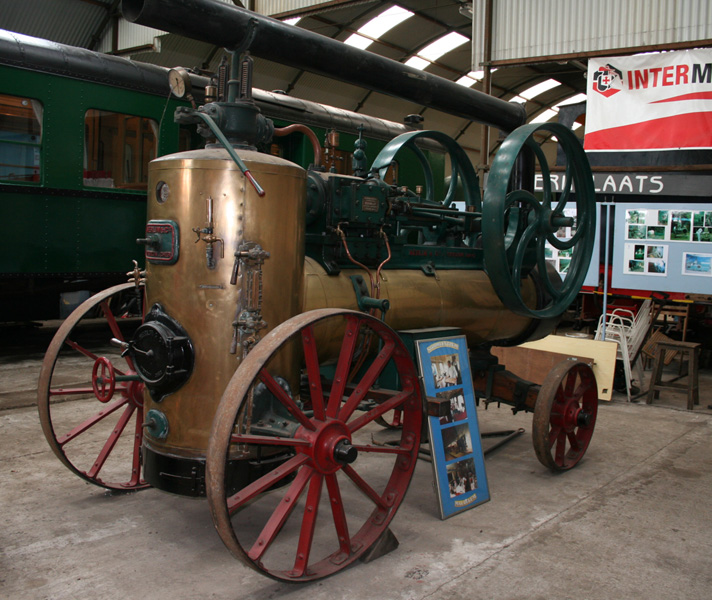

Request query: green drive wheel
[
  {"left": 371, "top": 130, "right": 481, "bottom": 210},
  {"left": 482, "top": 123, "right": 596, "bottom": 319}
]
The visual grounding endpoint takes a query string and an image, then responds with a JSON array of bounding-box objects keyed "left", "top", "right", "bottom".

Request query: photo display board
[
  {"left": 612, "top": 202, "right": 712, "bottom": 293},
  {"left": 416, "top": 335, "right": 489, "bottom": 519}
]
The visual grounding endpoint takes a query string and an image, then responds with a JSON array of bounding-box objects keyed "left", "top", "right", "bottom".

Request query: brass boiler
[
  {"left": 141, "top": 150, "right": 536, "bottom": 489},
  {"left": 142, "top": 147, "right": 306, "bottom": 476}
]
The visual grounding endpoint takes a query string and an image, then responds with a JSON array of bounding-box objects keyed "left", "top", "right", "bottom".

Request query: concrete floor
[{"left": 1, "top": 322, "right": 711, "bottom": 600}]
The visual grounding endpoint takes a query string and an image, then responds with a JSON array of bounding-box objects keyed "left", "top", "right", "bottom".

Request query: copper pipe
[
  {"left": 335, "top": 224, "right": 375, "bottom": 293},
  {"left": 273, "top": 124, "right": 323, "bottom": 168},
  {"left": 374, "top": 229, "right": 392, "bottom": 299}
]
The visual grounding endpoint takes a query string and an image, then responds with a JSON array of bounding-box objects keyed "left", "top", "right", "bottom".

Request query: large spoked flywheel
[
  {"left": 482, "top": 123, "right": 596, "bottom": 319},
  {"left": 206, "top": 308, "right": 422, "bottom": 581}
]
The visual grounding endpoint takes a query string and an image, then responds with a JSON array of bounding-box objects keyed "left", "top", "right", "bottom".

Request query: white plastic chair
[{"left": 594, "top": 299, "right": 652, "bottom": 401}]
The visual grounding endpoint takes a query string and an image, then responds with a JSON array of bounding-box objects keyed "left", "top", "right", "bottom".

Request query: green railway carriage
[{"left": 0, "top": 29, "right": 443, "bottom": 321}]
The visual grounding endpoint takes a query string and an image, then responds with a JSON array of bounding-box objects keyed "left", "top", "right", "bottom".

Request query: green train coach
[{"left": 0, "top": 29, "right": 443, "bottom": 321}]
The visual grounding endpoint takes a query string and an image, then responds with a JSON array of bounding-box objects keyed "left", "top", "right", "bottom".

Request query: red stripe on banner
[
  {"left": 584, "top": 112, "right": 712, "bottom": 150},
  {"left": 650, "top": 91, "right": 712, "bottom": 104}
]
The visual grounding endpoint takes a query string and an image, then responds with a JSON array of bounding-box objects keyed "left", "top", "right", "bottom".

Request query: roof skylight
[
  {"left": 519, "top": 79, "right": 560, "bottom": 100},
  {"left": 405, "top": 31, "right": 469, "bottom": 71},
  {"left": 344, "top": 5, "right": 414, "bottom": 50},
  {"left": 530, "top": 108, "right": 559, "bottom": 124},
  {"left": 456, "top": 70, "right": 484, "bottom": 87},
  {"left": 283, "top": 17, "right": 301, "bottom": 26}
]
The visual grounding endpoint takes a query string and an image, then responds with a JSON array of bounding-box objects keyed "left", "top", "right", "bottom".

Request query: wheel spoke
[
  {"left": 325, "top": 473, "right": 352, "bottom": 556},
  {"left": 302, "top": 326, "right": 326, "bottom": 421},
  {"left": 351, "top": 443, "right": 412, "bottom": 456},
  {"left": 326, "top": 316, "right": 361, "bottom": 418},
  {"left": 100, "top": 300, "right": 136, "bottom": 372},
  {"left": 536, "top": 236, "right": 561, "bottom": 300},
  {"left": 227, "top": 454, "right": 310, "bottom": 515},
  {"left": 554, "top": 429, "right": 567, "bottom": 464},
  {"left": 567, "top": 430, "right": 581, "bottom": 453},
  {"left": 553, "top": 161, "right": 573, "bottom": 214},
  {"left": 230, "top": 433, "right": 311, "bottom": 449},
  {"left": 126, "top": 404, "right": 144, "bottom": 487},
  {"left": 291, "top": 471, "right": 323, "bottom": 578},
  {"left": 248, "top": 466, "right": 313, "bottom": 562},
  {"left": 339, "top": 338, "right": 395, "bottom": 421},
  {"left": 86, "top": 403, "right": 135, "bottom": 479},
  {"left": 347, "top": 388, "right": 412, "bottom": 434},
  {"left": 512, "top": 219, "right": 539, "bottom": 284},
  {"left": 64, "top": 338, "right": 100, "bottom": 362},
  {"left": 564, "top": 373, "right": 577, "bottom": 396},
  {"left": 548, "top": 424, "right": 562, "bottom": 450},
  {"left": 56, "top": 396, "right": 130, "bottom": 446},
  {"left": 341, "top": 464, "right": 388, "bottom": 510},
  {"left": 49, "top": 386, "right": 98, "bottom": 397},
  {"left": 258, "top": 369, "right": 315, "bottom": 431}
]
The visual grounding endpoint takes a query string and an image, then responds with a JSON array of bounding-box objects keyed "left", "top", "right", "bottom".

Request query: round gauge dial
[
  {"left": 156, "top": 180, "right": 170, "bottom": 204},
  {"left": 168, "top": 68, "right": 192, "bottom": 99}
]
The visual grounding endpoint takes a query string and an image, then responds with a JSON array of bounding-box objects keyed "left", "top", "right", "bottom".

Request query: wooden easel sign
[{"left": 416, "top": 334, "right": 489, "bottom": 519}]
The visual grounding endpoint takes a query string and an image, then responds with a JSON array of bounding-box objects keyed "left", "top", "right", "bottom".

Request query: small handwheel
[
  {"left": 92, "top": 357, "right": 116, "bottom": 403},
  {"left": 206, "top": 308, "right": 422, "bottom": 581},
  {"left": 532, "top": 360, "right": 598, "bottom": 471},
  {"left": 37, "top": 282, "right": 149, "bottom": 491},
  {"left": 483, "top": 123, "right": 596, "bottom": 318}
]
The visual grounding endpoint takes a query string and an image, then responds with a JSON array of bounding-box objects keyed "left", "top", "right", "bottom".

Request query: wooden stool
[{"left": 646, "top": 341, "right": 701, "bottom": 410}]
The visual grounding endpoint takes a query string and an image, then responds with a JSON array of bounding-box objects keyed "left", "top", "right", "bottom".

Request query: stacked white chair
[{"left": 594, "top": 299, "right": 653, "bottom": 401}]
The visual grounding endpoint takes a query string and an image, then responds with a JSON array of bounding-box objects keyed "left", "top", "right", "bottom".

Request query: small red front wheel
[{"left": 532, "top": 360, "right": 598, "bottom": 471}]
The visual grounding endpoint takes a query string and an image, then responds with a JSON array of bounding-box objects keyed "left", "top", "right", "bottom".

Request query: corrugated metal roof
[{"left": 477, "top": 0, "right": 712, "bottom": 65}]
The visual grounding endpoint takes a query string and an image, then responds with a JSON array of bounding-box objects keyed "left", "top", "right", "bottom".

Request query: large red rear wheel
[
  {"left": 37, "top": 283, "right": 149, "bottom": 491},
  {"left": 206, "top": 309, "right": 422, "bottom": 581}
]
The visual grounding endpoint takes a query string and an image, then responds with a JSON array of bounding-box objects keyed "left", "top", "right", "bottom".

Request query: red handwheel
[{"left": 206, "top": 309, "right": 422, "bottom": 581}]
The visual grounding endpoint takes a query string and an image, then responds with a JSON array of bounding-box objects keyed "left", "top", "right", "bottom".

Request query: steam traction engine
[{"left": 38, "top": 0, "right": 599, "bottom": 582}]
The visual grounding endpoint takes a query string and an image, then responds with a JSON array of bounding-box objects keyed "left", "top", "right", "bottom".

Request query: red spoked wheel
[
  {"left": 532, "top": 360, "right": 598, "bottom": 471},
  {"left": 37, "top": 283, "right": 150, "bottom": 491},
  {"left": 206, "top": 309, "right": 422, "bottom": 581}
]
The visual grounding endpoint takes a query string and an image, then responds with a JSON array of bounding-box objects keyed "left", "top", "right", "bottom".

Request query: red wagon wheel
[
  {"left": 206, "top": 309, "right": 422, "bottom": 581},
  {"left": 532, "top": 360, "right": 598, "bottom": 471},
  {"left": 37, "top": 282, "right": 150, "bottom": 491}
]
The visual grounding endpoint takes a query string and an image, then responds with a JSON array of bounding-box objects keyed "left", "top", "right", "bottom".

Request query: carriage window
[
  {"left": 84, "top": 110, "right": 157, "bottom": 189},
  {"left": 0, "top": 93, "right": 42, "bottom": 182}
]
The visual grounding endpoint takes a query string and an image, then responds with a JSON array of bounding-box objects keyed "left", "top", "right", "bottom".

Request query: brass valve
[{"left": 192, "top": 196, "right": 224, "bottom": 269}]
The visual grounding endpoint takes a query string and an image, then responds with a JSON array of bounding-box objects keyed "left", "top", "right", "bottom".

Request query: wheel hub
[{"left": 296, "top": 419, "right": 354, "bottom": 474}]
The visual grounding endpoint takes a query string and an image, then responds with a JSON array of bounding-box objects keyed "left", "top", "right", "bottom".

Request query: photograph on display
[
  {"left": 646, "top": 226, "right": 666, "bottom": 240},
  {"left": 628, "top": 259, "right": 644, "bottom": 272},
  {"left": 658, "top": 211, "right": 669, "bottom": 226},
  {"left": 441, "top": 423, "right": 473, "bottom": 462},
  {"left": 706, "top": 212, "right": 712, "bottom": 227},
  {"left": 692, "top": 227, "right": 712, "bottom": 242},
  {"left": 626, "top": 209, "right": 647, "bottom": 224},
  {"left": 682, "top": 253, "right": 712, "bottom": 276},
  {"left": 446, "top": 458, "right": 477, "bottom": 499},
  {"left": 436, "top": 388, "right": 467, "bottom": 425},
  {"left": 416, "top": 335, "right": 489, "bottom": 519},
  {"left": 627, "top": 224, "right": 646, "bottom": 240},
  {"left": 544, "top": 208, "right": 579, "bottom": 279},
  {"left": 670, "top": 211, "right": 692, "bottom": 241},
  {"left": 430, "top": 353, "right": 463, "bottom": 389}
]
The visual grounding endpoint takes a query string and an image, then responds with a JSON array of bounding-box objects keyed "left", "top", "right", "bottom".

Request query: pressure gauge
[
  {"left": 156, "top": 180, "right": 170, "bottom": 204},
  {"left": 168, "top": 68, "right": 192, "bottom": 99}
]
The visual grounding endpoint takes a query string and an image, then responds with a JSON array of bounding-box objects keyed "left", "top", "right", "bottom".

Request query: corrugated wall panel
[{"left": 473, "top": 0, "right": 712, "bottom": 66}]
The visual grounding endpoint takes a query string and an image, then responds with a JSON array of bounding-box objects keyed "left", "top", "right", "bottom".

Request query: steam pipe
[{"left": 121, "top": 0, "right": 526, "bottom": 133}]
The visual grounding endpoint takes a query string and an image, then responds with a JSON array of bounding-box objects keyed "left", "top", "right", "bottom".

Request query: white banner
[{"left": 585, "top": 49, "right": 712, "bottom": 152}]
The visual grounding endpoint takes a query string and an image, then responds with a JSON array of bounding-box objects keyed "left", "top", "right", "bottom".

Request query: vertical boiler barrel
[{"left": 140, "top": 147, "right": 305, "bottom": 492}]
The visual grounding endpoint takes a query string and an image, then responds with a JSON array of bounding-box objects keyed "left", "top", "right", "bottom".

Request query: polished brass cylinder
[
  {"left": 303, "top": 257, "right": 537, "bottom": 356},
  {"left": 143, "top": 148, "right": 306, "bottom": 459}
]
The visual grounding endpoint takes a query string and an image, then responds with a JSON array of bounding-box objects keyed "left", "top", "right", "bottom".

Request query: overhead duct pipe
[{"left": 121, "top": 0, "right": 526, "bottom": 132}]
